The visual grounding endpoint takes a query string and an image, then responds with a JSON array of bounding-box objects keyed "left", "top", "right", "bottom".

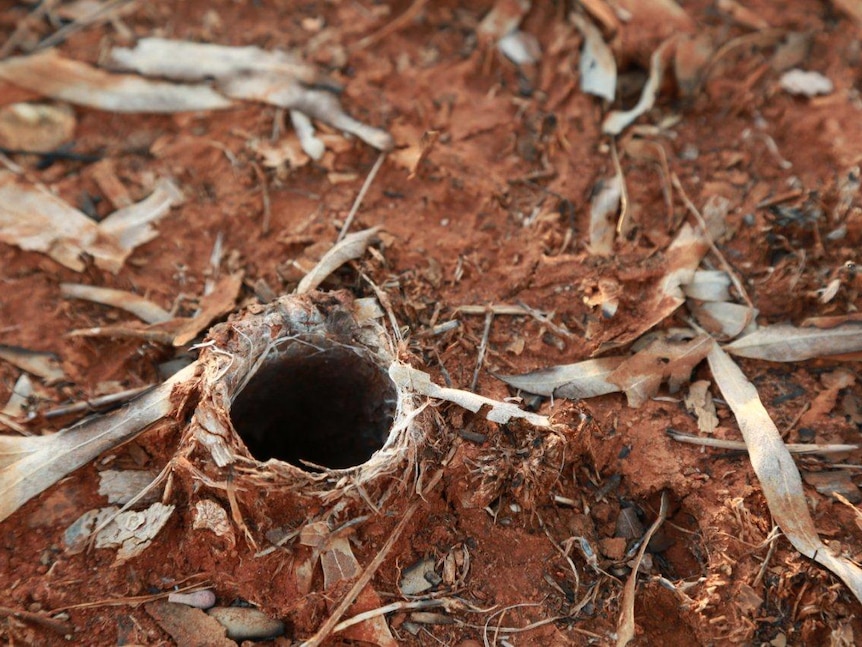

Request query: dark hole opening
[{"left": 230, "top": 341, "right": 397, "bottom": 470}]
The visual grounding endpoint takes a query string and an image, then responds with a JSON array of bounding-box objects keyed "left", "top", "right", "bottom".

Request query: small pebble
[
  {"left": 207, "top": 606, "right": 285, "bottom": 641},
  {"left": 167, "top": 589, "right": 216, "bottom": 610}
]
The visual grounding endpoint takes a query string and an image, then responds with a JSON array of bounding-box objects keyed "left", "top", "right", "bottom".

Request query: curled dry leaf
[
  {"left": 798, "top": 368, "right": 856, "bottom": 429},
  {"left": 607, "top": 334, "right": 714, "bottom": 407},
  {"left": 390, "top": 364, "right": 550, "bottom": 427},
  {"left": 688, "top": 301, "right": 756, "bottom": 339},
  {"left": 497, "top": 30, "right": 542, "bottom": 66},
  {"left": 296, "top": 227, "right": 381, "bottom": 295},
  {"left": 0, "top": 49, "right": 232, "bottom": 112},
  {"left": 602, "top": 36, "right": 677, "bottom": 136},
  {"left": 571, "top": 12, "right": 617, "bottom": 102},
  {"left": 708, "top": 344, "right": 862, "bottom": 605},
  {"left": 171, "top": 273, "right": 244, "bottom": 346},
  {"left": 724, "top": 323, "right": 862, "bottom": 361},
  {"left": 496, "top": 356, "right": 624, "bottom": 399}
]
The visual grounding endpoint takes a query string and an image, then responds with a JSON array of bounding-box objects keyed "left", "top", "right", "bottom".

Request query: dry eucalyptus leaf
[
  {"left": 172, "top": 273, "right": 244, "bottom": 346},
  {"left": 97, "top": 469, "right": 159, "bottom": 505},
  {"left": 724, "top": 323, "right": 862, "bottom": 361},
  {"left": 682, "top": 270, "right": 731, "bottom": 302},
  {"left": 0, "top": 362, "right": 197, "bottom": 523},
  {"left": 607, "top": 334, "right": 714, "bottom": 407},
  {"left": 0, "top": 174, "right": 182, "bottom": 273},
  {"left": 0, "top": 344, "right": 65, "bottom": 384},
  {"left": 98, "top": 178, "right": 184, "bottom": 252},
  {"left": 708, "top": 344, "right": 862, "bottom": 605},
  {"left": 496, "top": 356, "right": 625, "bottom": 399},
  {"left": 60, "top": 284, "right": 172, "bottom": 324},
  {"left": 109, "top": 39, "right": 393, "bottom": 151},
  {"left": 0, "top": 49, "right": 232, "bottom": 112},
  {"left": 390, "top": 364, "right": 549, "bottom": 427}
]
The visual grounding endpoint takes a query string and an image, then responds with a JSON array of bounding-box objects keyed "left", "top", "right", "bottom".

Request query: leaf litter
[{"left": 2, "top": 1, "right": 862, "bottom": 645}]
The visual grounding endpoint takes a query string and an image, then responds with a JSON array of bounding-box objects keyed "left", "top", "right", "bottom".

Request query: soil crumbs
[{"left": 2, "top": 1, "right": 862, "bottom": 646}]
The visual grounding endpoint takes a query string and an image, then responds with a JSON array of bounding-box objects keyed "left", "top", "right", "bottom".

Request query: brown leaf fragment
[
  {"left": 496, "top": 356, "right": 625, "bottom": 399},
  {"left": 145, "top": 600, "right": 234, "bottom": 647},
  {"left": 321, "top": 536, "right": 361, "bottom": 588},
  {"left": 598, "top": 222, "right": 711, "bottom": 352},
  {"left": 803, "top": 470, "right": 862, "bottom": 504},
  {"left": 724, "top": 323, "right": 862, "bottom": 361},
  {"left": 0, "top": 50, "right": 232, "bottom": 112},
  {"left": 608, "top": 334, "right": 714, "bottom": 408},
  {"left": 843, "top": 392, "right": 862, "bottom": 425},
  {"left": 707, "top": 344, "right": 862, "bottom": 605},
  {"left": 172, "top": 273, "right": 244, "bottom": 346},
  {"left": 0, "top": 345, "right": 65, "bottom": 384},
  {"left": 799, "top": 369, "right": 856, "bottom": 428},
  {"left": 684, "top": 380, "right": 718, "bottom": 433}
]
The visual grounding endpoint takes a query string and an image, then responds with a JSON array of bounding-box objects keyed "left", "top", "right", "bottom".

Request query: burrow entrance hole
[{"left": 229, "top": 340, "right": 397, "bottom": 470}]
